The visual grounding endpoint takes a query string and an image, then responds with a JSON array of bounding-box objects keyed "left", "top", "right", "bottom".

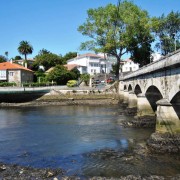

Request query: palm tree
[{"left": 18, "top": 41, "right": 33, "bottom": 61}]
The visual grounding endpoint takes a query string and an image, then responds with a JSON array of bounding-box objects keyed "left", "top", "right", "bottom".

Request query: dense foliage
[
  {"left": 46, "top": 65, "right": 79, "bottom": 85},
  {"left": 0, "top": 55, "right": 7, "bottom": 63},
  {"left": 80, "top": 73, "right": 90, "bottom": 85},
  {"left": 14, "top": 56, "right": 22, "bottom": 60},
  {"left": 0, "top": 82, "right": 16, "bottom": 87},
  {"left": 78, "top": 0, "right": 152, "bottom": 78},
  {"left": 33, "top": 53, "right": 63, "bottom": 71},
  {"left": 62, "top": 52, "right": 77, "bottom": 64},
  {"left": 152, "top": 11, "right": 180, "bottom": 55},
  {"left": 66, "top": 80, "right": 78, "bottom": 87}
]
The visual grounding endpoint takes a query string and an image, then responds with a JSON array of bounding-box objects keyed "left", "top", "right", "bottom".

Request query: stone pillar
[
  {"left": 134, "top": 93, "right": 156, "bottom": 127},
  {"left": 126, "top": 91, "right": 137, "bottom": 115},
  {"left": 156, "top": 98, "right": 180, "bottom": 134},
  {"left": 147, "top": 99, "right": 180, "bottom": 153},
  {"left": 136, "top": 93, "right": 155, "bottom": 117},
  {"left": 119, "top": 90, "right": 124, "bottom": 102},
  {"left": 122, "top": 90, "right": 129, "bottom": 107}
]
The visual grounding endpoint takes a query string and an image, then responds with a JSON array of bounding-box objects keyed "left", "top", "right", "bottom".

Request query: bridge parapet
[{"left": 121, "top": 49, "right": 180, "bottom": 80}]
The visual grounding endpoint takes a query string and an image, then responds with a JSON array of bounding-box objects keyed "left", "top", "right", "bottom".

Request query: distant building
[
  {"left": 67, "top": 53, "right": 116, "bottom": 75},
  {"left": 151, "top": 52, "right": 163, "bottom": 62},
  {"left": 13, "top": 59, "right": 35, "bottom": 66},
  {"left": 121, "top": 59, "right": 139, "bottom": 73},
  {"left": 0, "top": 62, "right": 34, "bottom": 85}
]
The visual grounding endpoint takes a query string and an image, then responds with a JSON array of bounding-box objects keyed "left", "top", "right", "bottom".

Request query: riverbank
[
  {"left": 1, "top": 162, "right": 179, "bottom": 180},
  {"left": 0, "top": 94, "right": 120, "bottom": 107}
]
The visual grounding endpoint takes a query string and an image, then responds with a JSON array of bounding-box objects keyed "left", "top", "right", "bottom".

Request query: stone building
[{"left": 0, "top": 62, "right": 34, "bottom": 85}]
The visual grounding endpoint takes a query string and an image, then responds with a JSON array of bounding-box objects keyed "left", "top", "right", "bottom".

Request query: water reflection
[{"left": 0, "top": 105, "right": 179, "bottom": 178}]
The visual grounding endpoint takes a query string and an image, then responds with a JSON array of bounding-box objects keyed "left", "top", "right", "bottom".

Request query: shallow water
[{"left": 0, "top": 105, "right": 179, "bottom": 178}]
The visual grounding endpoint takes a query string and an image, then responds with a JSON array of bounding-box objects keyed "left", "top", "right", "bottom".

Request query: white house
[
  {"left": 121, "top": 59, "right": 139, "bottom": 73},
  {"left": 67, "top": 53, "right": 116, "bottom": 75},
  {"left": 151, "top": 52, "right": 163, "bottom": 62}
]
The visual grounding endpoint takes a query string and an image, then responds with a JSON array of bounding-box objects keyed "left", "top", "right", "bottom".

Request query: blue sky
[{"left": 0, "top": 0, "right": 179, "bottom": 59}]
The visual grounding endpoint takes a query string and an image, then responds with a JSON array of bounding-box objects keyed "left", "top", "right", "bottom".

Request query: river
[{"left": 0, "top": 105, "right": 179, "bottom": 178}]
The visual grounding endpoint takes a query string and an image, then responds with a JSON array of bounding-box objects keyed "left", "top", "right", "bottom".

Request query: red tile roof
[
  {"left": 0, "top": 62, "right": 33, "bottom": 72},
  {"left": 78, "top": 53, "right": 102, "bottom": 58},
  {"left": 46, "top": 64, "right": 79, "bottom": 73},
  {"left": 64, "top": 64, "right": 78, "bottom": 71}
]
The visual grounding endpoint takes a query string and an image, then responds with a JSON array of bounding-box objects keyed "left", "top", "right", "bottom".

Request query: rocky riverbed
[{"left": 1, "top": 142, "right": 180, "bottom": 180}]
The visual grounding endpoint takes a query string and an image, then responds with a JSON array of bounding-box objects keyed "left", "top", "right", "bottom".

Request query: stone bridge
[{"left": 119, "top": 50, "right": 180, "bottom": 152}]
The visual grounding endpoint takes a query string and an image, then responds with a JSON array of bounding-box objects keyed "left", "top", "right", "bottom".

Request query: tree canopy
[
  {"left": 18, "top": 41, "right": 33, "bottom": 61},
  {"left": 78, "top": 0, "right": 152, "bottom": 78},
  {"left": 46, "top": 65, "right": 80, "bottom": 85},
  {"left": 0, "top": 55, "right": 7, "bottom": 63},
  {"left": 33, "top": 53, "right": 64, "bottom": 71},
  {"left": 152, "top": 11, "right": 180, "bottom": 55},
  {"left": 38, "top": 48, "right": 51, "bottom": 55},
  {"left": 62, "top": 52, "right": 77, "bottom": 64},
  {"left": 14, "top": 55, "right": 22, "bottom": 60}
]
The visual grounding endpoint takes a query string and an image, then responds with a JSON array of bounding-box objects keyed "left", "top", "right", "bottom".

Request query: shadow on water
[{"left": 0, "top": 90, "right": 49, "bottom": 103}]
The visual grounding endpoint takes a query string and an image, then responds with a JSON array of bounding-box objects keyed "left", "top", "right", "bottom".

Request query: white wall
[
  {"left": 67, "top": 54, "right": 114, "bottom": 75},
  {"left": 122, "top": 60, "right": 139, "bottom": 72}
]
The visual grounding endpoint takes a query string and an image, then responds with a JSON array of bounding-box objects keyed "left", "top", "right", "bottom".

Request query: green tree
[
  {"left": 38, "top": 48, "right": 51, "bottom": 55},
  {"left": 0, "top": 55, "right": 7, "bottom": 63},
  {"left": 128, "top": 37, "right": 153, "bottom": 67},
  {"left": 34, "top": 69, "right": 46, "bottom": 83},
  {"left": 78, "top": 0, "right": 152, "bottom": 79},
  {"left": 18, "top": 41, "right": 33, "bottom": 61},
  {"left": 80, "top": 73, "right": 90, "bottom": 86},
  {"left": 152, "top": 11, "right": 180, "bottom": 55},
  {"left": 33, "top": 53, "right": 63, "bottom": 71},
  {"left": 46, "top": 65, "right": 73, "bottom": 85},
  {"left": 63, "top": 52, "right": 77, "bottom": 64},
  {"left": 70, "top": 68, "right": 80, "bottom": 80},
  {"left": 14, "top": 55, "right": 22, "bottom": 60}
]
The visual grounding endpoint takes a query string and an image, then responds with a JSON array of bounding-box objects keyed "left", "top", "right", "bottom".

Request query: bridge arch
[
  {"left": 145, "top": 85, "right": 163, "bottom": 112},
  {"left": 128, "top": 84, "right": 133, "bottom": 92},
  {"left": 170, "top": 91, "right": 180, "bottom": 119},
  {"left": 144, "top": 79, "right": 164, "bottom": 99},
  {"left": 124, "top": 85, "right": 127, "bottom": 90},
  {"left": 169, "top": 87, "right": 180, "bottom": 103},
  {"left": 134, "top": 84, "right": 142, "bottom": 95}
]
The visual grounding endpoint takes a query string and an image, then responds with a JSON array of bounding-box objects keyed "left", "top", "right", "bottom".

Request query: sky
[{"left": 0, "top": 0, "right": 179, "bottom": 60}]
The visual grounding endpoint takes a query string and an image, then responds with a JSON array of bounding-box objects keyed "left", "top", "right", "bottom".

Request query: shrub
[
  {"left": 66, "top": 80, "right": 78, "bottom": 87},
  {"left": 0, "top": 82, "right": 16, "bottom": 87}
]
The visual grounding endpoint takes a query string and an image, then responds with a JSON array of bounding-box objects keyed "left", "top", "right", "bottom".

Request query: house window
[{"left": 9, "top": 72, "right": 14, "bottom": 76}]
